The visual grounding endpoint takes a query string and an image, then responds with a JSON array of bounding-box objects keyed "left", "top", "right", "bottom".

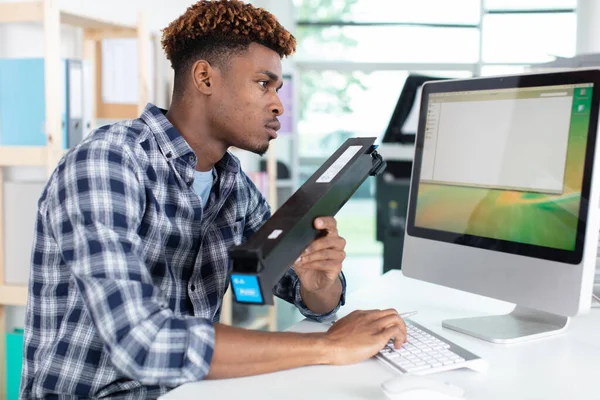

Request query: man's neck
[{"left": 165, "top": 101, "right": 227, "bottom": 172}]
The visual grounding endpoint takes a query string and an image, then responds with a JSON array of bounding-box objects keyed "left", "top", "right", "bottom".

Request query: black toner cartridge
[{"left": 228, "top": 137, "right": 387, "bottom": 305}]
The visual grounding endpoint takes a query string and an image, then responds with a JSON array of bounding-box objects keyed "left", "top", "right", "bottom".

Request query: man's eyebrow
[{"left": 259, "top": 70, "right": 284, "bottom": 90}]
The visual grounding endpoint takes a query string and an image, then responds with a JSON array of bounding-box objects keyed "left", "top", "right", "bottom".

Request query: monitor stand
[{"left": 442, "top": 305, "right": 570, "bottom": 344}]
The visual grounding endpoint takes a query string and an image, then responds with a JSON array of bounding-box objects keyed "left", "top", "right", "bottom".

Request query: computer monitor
[{"left": 401, "top": 69, "right": 600, "bottom": 343}]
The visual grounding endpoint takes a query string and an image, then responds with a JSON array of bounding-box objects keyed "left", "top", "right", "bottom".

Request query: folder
[
  {"left": 0, "top": 58, "right": 91, "bottom": 149},
  {"left": 66, "top": 59, "right": 84, "bottom": 148}
]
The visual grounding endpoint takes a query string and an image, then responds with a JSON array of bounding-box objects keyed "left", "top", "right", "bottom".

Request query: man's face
[{"left": 209, "top": 43, "right": 284, "bottom": 156}]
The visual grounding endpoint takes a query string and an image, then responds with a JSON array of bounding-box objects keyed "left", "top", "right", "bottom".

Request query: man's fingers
[
  {"left": 294, "top": 259, "right": 342, "bottom": 273},
  {"left": 377, "top": 326, "right": 403, "bottom": 348},
  {"left": 374, "top": 314, "right": 407, "bottom": 335},
  {"left": 314, "top": 216, "right": 338, "bottom": 233},
  {"left": 372, "top": 309, "right": 402, "bottom": 320},
  {"left": 297, "top": 248, "right": 345, "bottom": 265},
  {"left": 304, "top": 236, "right": 346, "bottom": 256},
  {"left": 394, "top": 335, "right": 408, "bottom": 349}
]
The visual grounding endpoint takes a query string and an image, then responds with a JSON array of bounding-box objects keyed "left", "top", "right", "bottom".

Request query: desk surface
[{"left": 161, "top": 270, "right": 600, "bottom": 400}]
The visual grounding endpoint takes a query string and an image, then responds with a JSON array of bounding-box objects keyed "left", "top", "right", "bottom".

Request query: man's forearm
[
  {"left": 300, "top": 277, "right": 343, "bottom": 315},
  {"left": 206, "top": 324, "right": 331, "bottom": 379}
]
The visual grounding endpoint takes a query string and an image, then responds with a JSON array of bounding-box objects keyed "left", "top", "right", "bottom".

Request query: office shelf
[
  {"left": 219, "top": 288, "right": 277, "bottom": 332},
  {"left": 0, "top": 285, "right": 27, "bottom": 307},
  {"left": 0, "top": 2, "right": 136, "bottom": 33},
  {"left": 0, "top": 147, "right": 47, "bottom": 167},
  {"left": 0, "top": 1, "right": 152, "bottom": 397},
  {"left": 0, "top": 4, "right": 284, "bottom": 396}
]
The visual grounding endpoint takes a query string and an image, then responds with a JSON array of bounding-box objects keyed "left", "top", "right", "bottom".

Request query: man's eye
[{"left": 259, "top": 81, "right": 268, "bottom": 89}]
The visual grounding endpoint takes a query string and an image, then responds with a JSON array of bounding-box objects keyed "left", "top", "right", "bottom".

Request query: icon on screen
[{"left": 578, "top": 104, "right": 585, "bottom": 112}]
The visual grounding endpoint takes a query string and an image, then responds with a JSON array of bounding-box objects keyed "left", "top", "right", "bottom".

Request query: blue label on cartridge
[{"left": 231, "top": 274, "right": 263, "bottom": 303}]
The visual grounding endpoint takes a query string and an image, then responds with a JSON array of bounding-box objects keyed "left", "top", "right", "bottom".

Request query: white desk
[{"left": 161, "top": 270, "right": 600, "bottom": 400}]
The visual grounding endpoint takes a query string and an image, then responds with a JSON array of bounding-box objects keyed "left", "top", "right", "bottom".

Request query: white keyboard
[{"left": 376, "top": 320, "right": 487, "bottom": 375}]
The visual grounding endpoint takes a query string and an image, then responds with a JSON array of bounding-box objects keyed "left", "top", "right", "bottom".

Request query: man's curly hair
[{"left": 162, "top": 0, "right": 296, "bottom": 98}]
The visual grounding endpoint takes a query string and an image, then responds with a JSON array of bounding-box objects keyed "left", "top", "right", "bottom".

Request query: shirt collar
[{"left": 140, "top": 103, "right": 240, "bottom": 175}]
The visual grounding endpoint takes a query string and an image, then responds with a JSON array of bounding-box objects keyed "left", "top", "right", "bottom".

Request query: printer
[{"left": 376, "top": 74, "right": 448, "bottom": 273}]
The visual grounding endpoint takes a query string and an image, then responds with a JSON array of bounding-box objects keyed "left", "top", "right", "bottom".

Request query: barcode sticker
[
  {"left": 268, "top": 229, "right": 283, "bottom": 239},
  {"left": 316, "top": 145, "right": 362, "bottom": 183}
]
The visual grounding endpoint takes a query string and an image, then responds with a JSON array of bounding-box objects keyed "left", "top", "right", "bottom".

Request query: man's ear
[{"left": 191, "top": 60, "right": 214, "bottom": 95}]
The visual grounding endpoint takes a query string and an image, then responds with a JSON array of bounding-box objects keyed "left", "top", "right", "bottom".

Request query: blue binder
[
  {"left": 6, "top": 328, "right": 24, "bottom": 400},
  {"left": 0, "top": 58, "right": 85, "bottom": 149}
]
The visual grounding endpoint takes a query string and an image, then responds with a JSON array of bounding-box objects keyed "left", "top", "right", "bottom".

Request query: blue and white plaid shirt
[{"left": 21, "top": 104, "right": 346, "bottom": 399}]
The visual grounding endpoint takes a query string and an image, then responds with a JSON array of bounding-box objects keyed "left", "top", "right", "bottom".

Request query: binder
[
  {"left": 82, "top": 59, "right": 94, "bottom": 139},
  {"left": 0, "top": 58, "right": 90, "bottom": 149}
]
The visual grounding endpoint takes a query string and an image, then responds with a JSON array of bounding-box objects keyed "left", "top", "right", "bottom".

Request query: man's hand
[
  {"left": 294, "top": 216, "right": 346, "bottom": 293},
  {"left": 206, "top": 309, "right": 407, "bottom": 379},
  {"left": 324, "top": 309, "right": 408, "bottom": 365}
]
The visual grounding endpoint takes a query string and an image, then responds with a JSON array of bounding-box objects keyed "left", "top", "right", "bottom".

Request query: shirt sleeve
[
  {"left": 241, "top": 174, "right": 346, "bottom": 322},
  {"left": 45, "top": 139, "right": 214, "bottom": 386}
]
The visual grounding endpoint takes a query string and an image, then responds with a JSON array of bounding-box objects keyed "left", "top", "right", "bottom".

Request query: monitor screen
[{"left": 407, "top": 72, "right": 600, "bottom": 265}]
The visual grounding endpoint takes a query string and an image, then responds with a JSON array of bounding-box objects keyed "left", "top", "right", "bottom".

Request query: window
[
  {"left": 482, "top": 13, "right": 576, "bottom": 63},
  {"left": 480, "top": 65, "right": 527, "bottom": 76},
  {"left": 294, "top": 0, "right": 481, "bottom": 24},
  {"left": 297, "top": 26, "right": 479, "bottom": 63},
  {"left": 292, "top": 0, "right": 578, "bottom": 258},
  {"left": 422, "top": 89, "right": 572, "bottom": 194},
  {"left": 298, "top": 70, "right": 472, "bottom": 157},
  {"left": 484, "top": 0, "right": 576, "bottom": 10}
]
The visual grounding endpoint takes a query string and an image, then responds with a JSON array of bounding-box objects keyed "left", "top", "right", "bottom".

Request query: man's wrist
[
  {"left": 307, "top": 332, "right": 335, "bottom": 365},
  {"left": 299, "top": 277, "right": 343, "bottom": 315},
  {"left": 302, "top": 276, "right": 340, "bottom": 295}
]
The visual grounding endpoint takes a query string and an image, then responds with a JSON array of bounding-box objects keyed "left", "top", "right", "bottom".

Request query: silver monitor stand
[{"left": 442, "top": 306, "right": 570, "bottom": 344}]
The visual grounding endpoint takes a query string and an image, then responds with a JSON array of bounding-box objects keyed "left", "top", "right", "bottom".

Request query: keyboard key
[{"left": 377, "top": 320, "right": 482, "bottom": 375}]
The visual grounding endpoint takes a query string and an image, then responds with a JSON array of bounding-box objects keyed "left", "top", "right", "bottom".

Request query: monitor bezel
[{"left": 406, "top": 69, "right": 600, "bottom": 265}]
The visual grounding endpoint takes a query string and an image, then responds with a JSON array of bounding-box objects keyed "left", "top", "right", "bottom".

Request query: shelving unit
[
  {"left": 0, "top": 2, "right": 289, "bottom": 396},
  {"left": 0, "top": 1, "right": 150, "bottom": 397}
]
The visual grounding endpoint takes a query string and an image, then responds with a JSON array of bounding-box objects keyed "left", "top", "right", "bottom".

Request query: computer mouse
[{"left": 381, "top": 375, "right": 465, "bottom": 400}]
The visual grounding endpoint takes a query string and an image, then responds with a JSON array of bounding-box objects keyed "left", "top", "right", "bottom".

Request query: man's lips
[
  {"left": 265, "top": 121, "right": 281, "bottom": 138},
  {"left": 265, "top": 121, "right": 281, "bottom": 131}
]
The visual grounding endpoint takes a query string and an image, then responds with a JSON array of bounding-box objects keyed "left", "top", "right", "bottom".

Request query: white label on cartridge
[
  {"left": 268, "top": 229, "right": 283, "bottom": 239},
  {"left": 316, "top": 145, "right": 362, "bottom": 183}
]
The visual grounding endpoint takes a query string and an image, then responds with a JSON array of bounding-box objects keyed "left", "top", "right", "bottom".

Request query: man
[{"left": 21, "top": 1, "right": 407, "bottom": 398}]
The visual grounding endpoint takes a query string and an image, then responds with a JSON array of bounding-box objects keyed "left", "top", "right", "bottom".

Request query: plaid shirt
[{"left": 21, "top": 104, "right": 346, "bottom": 399}]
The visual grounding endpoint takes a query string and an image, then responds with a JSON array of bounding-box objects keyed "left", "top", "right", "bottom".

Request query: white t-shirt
[{"left": 191, "top": 169, "right": 215, "bottom": 208}]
